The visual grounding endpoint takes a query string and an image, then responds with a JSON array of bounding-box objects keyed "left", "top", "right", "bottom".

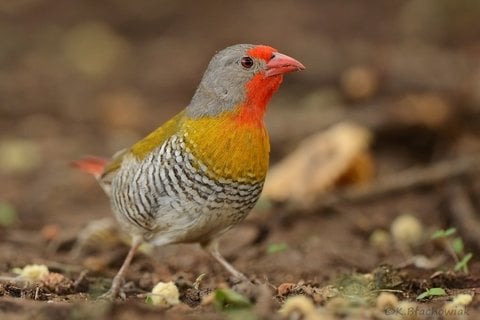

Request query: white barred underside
[{"left": 110, "top": 135, "right": 263, "bottom": 245}]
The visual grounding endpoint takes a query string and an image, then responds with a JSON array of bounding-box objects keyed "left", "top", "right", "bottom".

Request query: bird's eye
[{"left": 240, "top": 56, "right": 254, "bottom": 69}]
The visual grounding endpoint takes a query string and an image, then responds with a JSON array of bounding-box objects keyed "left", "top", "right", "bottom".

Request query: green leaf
[
  {"left": 214, "top": 288, "right": 251, "bottom": 310},
  {"left": 454, "top": 253, "right": 473, "bottom": 274},
  {"left": 266, "top": 243, "right": 288, "bottom": 254},
  {"left": 416, "top": 287, "right": 447, "bottom": 300},
  {"left": 428, "top": 287, "right": 447, "bottom": 296},
  {"left": 416, "top": 291, "right": 430, "bottom": 300},
  {"left": 431, "top": 228, "right": 456, "bottom": 239},
  {"left": 0, "top": 201, "right": 17, "bottom": 227},
  {"left": 452, "top": 237, "right": 464, "bottom": 254},
  {"left": 444, "top": 228, "right": 457, "bottom": 237},
  {"left": 431, "top": 230, "right": 445, "bottom": 239},
  {"left": 224, "top": 309, "right": 258, "bottom": 320}
]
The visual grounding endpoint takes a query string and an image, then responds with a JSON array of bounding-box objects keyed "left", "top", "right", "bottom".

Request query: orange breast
[{"left": 182, "top": 109, "right": 270, "bottom": 182}]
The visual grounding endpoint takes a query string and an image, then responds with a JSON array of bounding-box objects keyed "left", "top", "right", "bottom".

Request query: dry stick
[
  {"left": 448, "top": 182, "right": 480, "bottom": 251},
  {"left": 289, "top": 154, "right": 480, "bottom": 213},
  {"left": 73, "top": 269, "right": 89, "bottom": 291}
]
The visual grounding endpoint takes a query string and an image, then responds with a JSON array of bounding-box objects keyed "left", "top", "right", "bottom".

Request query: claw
[{"left": 97, "top": 236, "right": 143, "bottom": 300}]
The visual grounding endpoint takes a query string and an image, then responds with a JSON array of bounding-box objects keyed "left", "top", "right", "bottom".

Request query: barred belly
[{"left": 110, "top": 135, "right": 264, "bottom": 245}]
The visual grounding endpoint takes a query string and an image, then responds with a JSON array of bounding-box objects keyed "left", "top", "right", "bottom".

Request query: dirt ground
[{"left": 2, "top": 0, "right": 480, "bottom": 319}]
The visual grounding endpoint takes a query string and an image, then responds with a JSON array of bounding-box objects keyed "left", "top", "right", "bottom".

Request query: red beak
[{"left": 265, "top": 52, "right": 305, "bottom": 77}]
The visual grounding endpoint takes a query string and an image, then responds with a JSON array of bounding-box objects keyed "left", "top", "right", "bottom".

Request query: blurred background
[
  {"left": 3, "top": 0, "right": 480, "bottom": 226},
  {"left": 1, "top": 0, "right": 480, "bottom": 307}
]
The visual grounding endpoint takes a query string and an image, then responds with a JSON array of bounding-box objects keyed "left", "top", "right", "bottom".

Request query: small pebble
[
  {"left": 148, "top": 281, "right": 180, "bottom": 308},
  {"left": 391, "top": 214, "right": 424, "bottom": 248}
]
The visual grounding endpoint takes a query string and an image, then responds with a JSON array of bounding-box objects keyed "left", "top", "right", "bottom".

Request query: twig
[
  {"left": 73, "top": 269, "right": 89, "bottom": 291},
  {"left": 0, "top": 276, "right": 27, "bottom": 286},
  {"left": 290, "top": 154, "right": 480, "bottom": 213},
  {"left": 447, "top": 182, "right": 480, "bottom": 251}
]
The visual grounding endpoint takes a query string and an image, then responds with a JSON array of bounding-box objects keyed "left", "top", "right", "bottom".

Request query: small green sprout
[
  {"left": 416, "top": 287, "right": 447, "bottom": 300},
  {"left": 266, "top": 242, "right": 289, "bottom": 254},
  {"left": 454, "top": 253, "right": 473, "bottom": 274},
  {"left": 431, "top": 227, "right": 456, "bottom": 239},
  {"left": 214, "top": 288, "right": 251, "bottom": 310},
  {"left": 452, "top": 237, "right": 464, "bottom": 255},
  {"left": 213, "top": 288, "right": 259, "bottom": 320},
  {"left": 0, "top": 201, "right": 17, "bottom": 227},
  {"left": 431, "top": 227, "right": 473, "bottom": 274}
]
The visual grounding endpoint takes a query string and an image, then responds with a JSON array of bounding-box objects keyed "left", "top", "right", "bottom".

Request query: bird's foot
[
  {"left": 229, "top": 269, "right": 251, "bottom": 284},
  {"left": 206, "top": 242, "right": 252, "bottom": 284},
  {"left": 98, "top": 276, "right": 126, "bottom": 301},
  {"left": 97, "top": 236, "right": 143, "bottom": 301}
]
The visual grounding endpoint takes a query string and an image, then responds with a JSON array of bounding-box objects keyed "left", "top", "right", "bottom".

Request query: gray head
[{"left": 186, "top": 44, "right": 305, "bottom": 118}]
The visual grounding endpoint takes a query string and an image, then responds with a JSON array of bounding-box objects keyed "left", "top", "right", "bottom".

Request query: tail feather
[{"left": 71, "top": 156, "right": 109, "bottom": 179}]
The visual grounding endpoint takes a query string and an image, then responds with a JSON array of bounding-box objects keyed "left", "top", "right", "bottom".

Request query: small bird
[{"left": 73, "top": 44, "right": 305, "bottom": 299}]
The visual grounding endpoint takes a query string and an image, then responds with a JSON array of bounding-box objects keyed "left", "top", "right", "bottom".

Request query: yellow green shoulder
[
  {"left": 130, "top": 111, "right": 185, "bottom": 158},
  {"left": 101, "top": 111, "right": 185, "bottom": 177}
]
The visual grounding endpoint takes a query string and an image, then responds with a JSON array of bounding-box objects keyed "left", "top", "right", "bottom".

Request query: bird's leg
[
  {"left": 100, "top": 235, "right": 143, "bottom": 300},
  {"left": 205, "top": 240, "right": 250, "bottom": 283}
]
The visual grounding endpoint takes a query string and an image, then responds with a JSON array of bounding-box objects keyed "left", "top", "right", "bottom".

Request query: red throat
[{"left": 236, "top": 73, "right": 283, "bottom": 126}]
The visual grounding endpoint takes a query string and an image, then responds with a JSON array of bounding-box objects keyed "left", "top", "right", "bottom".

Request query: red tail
[{"left": 71, "top": 156, "right": 109, "bottom": 178}]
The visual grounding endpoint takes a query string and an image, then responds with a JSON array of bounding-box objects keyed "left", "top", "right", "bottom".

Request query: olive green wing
[{"left": 100, "top": 111, "right": 185, "bottom": 185}]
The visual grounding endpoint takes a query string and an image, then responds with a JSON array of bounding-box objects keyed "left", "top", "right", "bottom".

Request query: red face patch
[
  {"left": 247, "top": 45, "right": 277, "bottom": 62},
  {"left": 230, "top": 45, "right": 282, "bottom": 127}
]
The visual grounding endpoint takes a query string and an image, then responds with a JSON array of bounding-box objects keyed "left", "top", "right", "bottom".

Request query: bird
[{"left": 72, "top": 44, "right": 305, "bottom": 299}]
